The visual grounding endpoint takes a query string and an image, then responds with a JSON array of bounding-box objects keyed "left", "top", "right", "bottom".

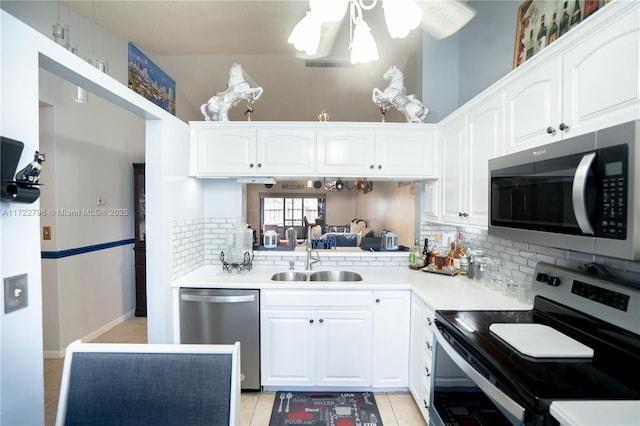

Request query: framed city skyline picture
[
  {"left": 513, "top": 0, "right": 610, "bottom": 68},
  {"left": 127, "top": 43, "right": 176, "bottom": 115}
]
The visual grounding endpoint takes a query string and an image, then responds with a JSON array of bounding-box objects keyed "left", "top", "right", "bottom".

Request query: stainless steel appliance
[
  {"left": 430, "top": 262, "right": 640, "bottom": 425},
  {"left": 489, "top": 120, "right": 639, "bottom": 260},
  {"left": 179, "top": 288, "right": 260, "bottom": 390}
]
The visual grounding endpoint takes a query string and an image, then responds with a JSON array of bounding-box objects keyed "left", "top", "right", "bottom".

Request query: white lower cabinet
[
  {"left": 409, "top": 294, "right": 436, "bottom": 423},
  {"left": 261, "top": 310, "right": 317, "bottom": 386},
  {"left": 260, "top": 289, "right": 409, "bottom": 389},
  {"left": 316, "top": 310, "right": 373, "bottom": 387},
  {"left": 372, "top": 290, "right": 411, "bottom": 387}
]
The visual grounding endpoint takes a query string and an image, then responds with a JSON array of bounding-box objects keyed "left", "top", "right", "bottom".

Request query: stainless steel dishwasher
[{"left": 179, "top": 288, "right": 260, "bottom": 390}]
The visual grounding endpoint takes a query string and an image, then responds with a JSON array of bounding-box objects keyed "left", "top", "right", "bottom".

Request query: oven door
[{"left": 429, "top": 327, "right": 526, "bottom": 426}]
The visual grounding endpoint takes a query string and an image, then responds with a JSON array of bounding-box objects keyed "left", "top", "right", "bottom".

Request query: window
[{"left": 261, "top": 196, "right": 325, "bottom": 229}]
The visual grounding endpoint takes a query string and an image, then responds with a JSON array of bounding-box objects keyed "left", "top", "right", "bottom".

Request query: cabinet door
[
  {"left": 562, "top": 9, "right": 640, "bottom": 137},
  {"left": 193, "top": 128, "right": 257, "bottom": 175},
  {"left": 409, "top": 295, "right": 426, "bottom": 401},
  {"left": 375, "top": 128, "right": 437, "bottom": 178},
  {"left": 465, "top": 92, "right": 504, "bottom": 227},
  {"left": 257, "top": 129, "right": 316, "bottom": 176},
  {"left": 440, "top": 116, "right": 466, "bottom": 224},
  {"left": 373, "top": 291, "right": 410, "bottom": 387},
  {"left": 316, "top": 310, "right": 373, "bottom": 387},
  {"left": 505, "top": 57, "right": 562, "bottom": 153},
  {"left": 261, "top": 310, "right": 316, "bottom": 386},
  {"left": 316, "top": 129, "right": 376, "bottom": 177}
]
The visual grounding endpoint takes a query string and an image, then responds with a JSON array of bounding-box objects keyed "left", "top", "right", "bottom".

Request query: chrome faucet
[{"left": 305, "top": 226, "right": 320, "bottom": 271}]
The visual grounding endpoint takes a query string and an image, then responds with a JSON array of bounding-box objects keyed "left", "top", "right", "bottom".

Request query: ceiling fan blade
[{"left": 418, "top": 0, "right": 476, "bottom": 40}]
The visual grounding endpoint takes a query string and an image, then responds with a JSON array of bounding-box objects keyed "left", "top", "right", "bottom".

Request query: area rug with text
[{"left": 269, "top": 391, "right": 382, "bottom": 426}]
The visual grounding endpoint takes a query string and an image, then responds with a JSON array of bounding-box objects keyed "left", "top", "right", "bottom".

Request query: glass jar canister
[{"left": 226, "top": 219, "right": 253, "bottom": 263}]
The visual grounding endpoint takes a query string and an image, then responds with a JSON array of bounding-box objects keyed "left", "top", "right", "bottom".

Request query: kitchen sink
[
  {"left": 270, "top": 272, "right": 309, "bottom": 282},
  {"left": 308, "top": 270, "right": 363, "bottom": 282}
]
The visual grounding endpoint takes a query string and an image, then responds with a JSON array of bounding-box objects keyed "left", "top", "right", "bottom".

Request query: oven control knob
[
  {"left": 536, "top": 273, "right": 549, "bottom": 283},
  {"left": 548, "top": 276, "right": 561, "bottom": 286}
]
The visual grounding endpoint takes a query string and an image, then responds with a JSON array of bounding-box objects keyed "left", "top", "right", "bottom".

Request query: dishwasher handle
[{"left": 180, "top": 293, "right": 256, "bottom": 303}]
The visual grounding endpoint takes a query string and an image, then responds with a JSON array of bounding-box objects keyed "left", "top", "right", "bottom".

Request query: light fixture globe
[
  {"left": 288, "top": 11, "right": 322, "bottom": 56},
  {"left": 383, "top": 0, "right": 423, "bottom": 39},
  {"left": 350, "top": 17, "right": 378, "bottom": 64}
]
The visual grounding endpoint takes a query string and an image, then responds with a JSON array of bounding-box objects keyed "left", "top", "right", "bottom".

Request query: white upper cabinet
[
  {"left": 191, "top": 122, "right": 438, "bottom": 179},
  {"left": 465, "top": 91, "right": 505, "bottom": 226},
  {"left": 505, "top": 1, "right": 639, "bottom": 153},
  {"left": 505, "top": 57, "right": 563, "bottom": 152},
  {"left": 190, "top": 123, "right": 315, "bottom": 177},
  {"left": 256, "top": 128, "right": 316, "bottom": 176},
  {"left": 316, "top": 124, "right": 438, "bottom": 179},
  {"left": 562, "top": 8, "right": 639, "bottom": 137},
  {"left": 439, "top": 90, "right": 504, "bottom": 227},
  {"left": 316, "top": 128, "right": 377, "bottom": 177},
  {"left": 440, "top": 115, "right": 466, "bottom": 225},
  {"left": 191, "top": 126, "right": 257, "bottom": 175},
  {"left": 376, "top": 128, "right": 437, "bottom": 178}
]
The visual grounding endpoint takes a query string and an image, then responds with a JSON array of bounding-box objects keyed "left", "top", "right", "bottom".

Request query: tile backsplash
[
  {"left": 172, "top": 217, "right": 410, "bottom": 279},
  {"left": 420, "top": 223, "right": 640, "bottom": 283},
  {"left": 172, "top": 217, "right": 640, "bottom": 283}
]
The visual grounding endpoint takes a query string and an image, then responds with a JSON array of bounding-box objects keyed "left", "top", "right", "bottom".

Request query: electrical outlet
[
  {"left": 4, "top": 274, "right": 28, "bottom": 313},
  {"left": 43, "top": 226, "right": 51, "bottom": 240}
]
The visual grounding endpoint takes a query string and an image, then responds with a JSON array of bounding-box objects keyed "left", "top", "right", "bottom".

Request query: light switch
[
  {"left": 4, "top": 274, "right": 28, "bottom": 313},
  {"left": 43, "top": 226, "right": 51, "bottom": 240}
]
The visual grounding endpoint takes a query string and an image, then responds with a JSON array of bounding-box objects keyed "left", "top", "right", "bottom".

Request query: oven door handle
[
  {"left": 572, "top": 152, "right": 596, "bottom": 235},
  {"left": 435, "top": 328, "right": 526, "bottom": 423}
]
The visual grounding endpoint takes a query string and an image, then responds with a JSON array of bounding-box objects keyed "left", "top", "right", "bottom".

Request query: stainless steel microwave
[{"left": 489, "top": 120, "right": 639, "bottom": 260}]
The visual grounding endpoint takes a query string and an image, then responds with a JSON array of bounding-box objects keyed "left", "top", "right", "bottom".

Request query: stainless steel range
[{"left": 429, "top": 262, "right": 640, "bottom": 426}]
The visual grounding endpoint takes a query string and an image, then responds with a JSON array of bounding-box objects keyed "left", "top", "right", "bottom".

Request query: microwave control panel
[{"left": 596, "top": 145, "right": 628, "bottom": 239}]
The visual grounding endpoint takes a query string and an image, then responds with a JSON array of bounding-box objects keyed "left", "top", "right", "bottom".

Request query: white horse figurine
[
  {"left": 372, "top": 65, "right": 429, "bottom": 123},
  {"left": 201, "top": 63, "right": 263, "bottom": 121}
]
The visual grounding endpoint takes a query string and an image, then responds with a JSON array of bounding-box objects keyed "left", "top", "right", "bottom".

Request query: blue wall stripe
[{"left": 41, "top": 238, "right": 135, "bottom": 259}]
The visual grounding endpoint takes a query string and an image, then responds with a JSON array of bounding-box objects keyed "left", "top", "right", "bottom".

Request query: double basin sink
[{"left": 271, "top": 270, "right": 362, "bottom": 282}]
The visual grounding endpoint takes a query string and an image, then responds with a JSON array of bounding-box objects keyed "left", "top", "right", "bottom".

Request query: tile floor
[{"left": 44, "top": 317, "right": 427, "bottom": 426}]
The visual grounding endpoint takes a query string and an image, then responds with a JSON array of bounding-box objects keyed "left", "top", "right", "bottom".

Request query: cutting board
[{"left": 489, "top": 323, "right": 594, "bottom": 358}]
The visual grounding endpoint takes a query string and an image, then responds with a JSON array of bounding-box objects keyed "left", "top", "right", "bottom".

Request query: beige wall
[
  {"left": 246, "top": 180, "right": 415, "bottom": 246},
  {"left": 355, "top": 181, "right": 416, "bottom": 247}
]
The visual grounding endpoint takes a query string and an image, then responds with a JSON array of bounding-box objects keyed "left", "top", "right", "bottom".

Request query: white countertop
[
  {"left": 550, "top": 401, "right": 640, "bottom": 426},
  {"left": 173, "top": 265, "right": 532, "bottom": 311}
]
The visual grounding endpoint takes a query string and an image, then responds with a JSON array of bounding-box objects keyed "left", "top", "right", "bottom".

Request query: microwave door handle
[{"left": 572, "top": 152, "right": 596, "bottom": 235}]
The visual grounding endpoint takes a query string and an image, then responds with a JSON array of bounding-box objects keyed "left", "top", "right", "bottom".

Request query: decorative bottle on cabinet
[
  {"left": 559, "top": 1, "right": 570, "bottom": 36},
  {"left": 548, "top": 13, "right": 559, "bottom": 43},
  {"left": 133, "top": 163, "right": 146, "bottom": 317},
  {"left": 537, "top": 15, "right": 548, "bottom": 50}
]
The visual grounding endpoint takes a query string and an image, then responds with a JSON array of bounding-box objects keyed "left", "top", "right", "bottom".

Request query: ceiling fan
[{"left": 290, "top": 0, "right": 476, "bottom": 63}]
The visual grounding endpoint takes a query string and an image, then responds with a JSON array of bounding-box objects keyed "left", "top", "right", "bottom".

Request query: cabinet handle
[
  {"left": 319, "top": 318, "right": 324, "bottom": 323},
  {"left": 559, "top": 122, "right": 569, "bottom": 131},
  {"left": 546, "top": 126, "right": 556, "bottom": 135},
  {"left": 458, "top": 212, "right": 468, "bottom": 218},
  {"left": 309, "top": 319, "right": 314, "bottom": 324},
  {"left": 425, "top": 366, "right": 431, "bottom": 377},
  {"left": 257, "top": 163, "right": 262, "bottom": 168},
  {"left": 370, "top": 164, "right": 374, "bottom": 169},
  {"left": 249, "top": 163, "right": 255, "bottom": 168},
  {"left": 426, "top": 342, "right": 432, "bottom": 351},
  {"left": 375, "top": 298, "right": 380, "bottom": 303},
  {"left": 423, "top": 399, "right": 429, "bottom": 409},
  {"left": 426, "top": 317, "right": 433, "bottom": 326},
  {"left": 377, "top": 165, "right": 382, "bottom": 170}
]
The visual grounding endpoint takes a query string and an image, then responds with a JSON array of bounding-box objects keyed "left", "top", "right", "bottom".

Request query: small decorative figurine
[
  {"left": 200, "top": 63, "right": 263, "bottom": 121},
  {"left": 15, "top": 151, "right": 45, "bottom": 184},
  {"left": 372, "top": 65, "right": 429, "bottom": 123},
  {"left": 317, "top": 109, "right": 329, "bottom": 122}
]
